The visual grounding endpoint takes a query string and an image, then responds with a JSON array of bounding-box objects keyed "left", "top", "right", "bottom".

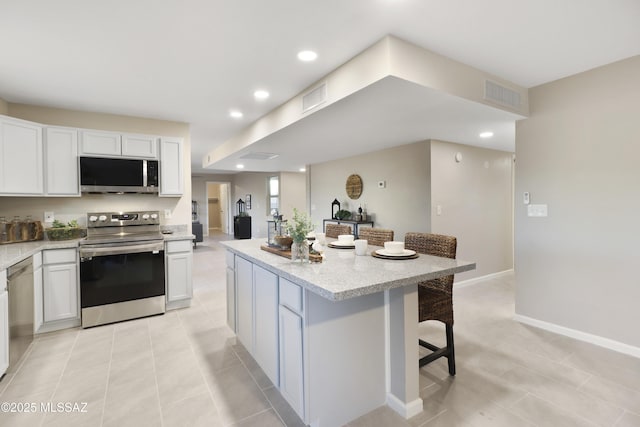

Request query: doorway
[{"left": 206, "top": 182, "right": 230, "bottom": 235}]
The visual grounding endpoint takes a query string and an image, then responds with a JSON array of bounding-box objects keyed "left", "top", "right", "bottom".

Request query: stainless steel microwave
[{"left": 80, "top": 157, "right": 159, "bottom": 194}]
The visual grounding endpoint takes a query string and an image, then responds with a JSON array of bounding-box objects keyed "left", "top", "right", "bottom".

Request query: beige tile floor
[{"left": 1, "top": 233, "right": 640, "bottom": 426}]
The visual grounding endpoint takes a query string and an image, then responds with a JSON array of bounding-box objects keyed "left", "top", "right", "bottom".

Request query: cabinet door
[
  {"left": 159, "top": 137, "right": 184, "bottom": 196},
  {"left": 226, "top": 266, "right": 236, "bottom": 332},
  {"left": 253, "top": 265, "right": 279, "bottom": 386},
  {"left": 34, "top": 266, "right": 43, "bottom": 333},
  {"left": 80, "top": 130, "right": 121, "bottom": 156},
  {"left": 122, "top": 134, "right": 158, "bottom": 159},
  {"left": 0, "top": 290, "right": 8, "bottom": 376},
  {"left": 167, "top": 251, "right": 193, "bottom": 302},
  {"left": 279, "top": 305, "right": 304, "bottom": 419},
  {"left": 0, "top": 117, "right": 43, "bottom": 195},
  {"left": 44, "top": 127, "right": 80, "bottom": 196},
  {"left": 43, "top": 263, "right": 78, "bottom": 322},
  {"left": 235, "top": 256, "right": 253, "bottom": 349}
]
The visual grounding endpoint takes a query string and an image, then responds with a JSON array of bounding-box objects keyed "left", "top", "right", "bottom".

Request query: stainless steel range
[{"left": 79, "top": 210, "right": 165, "bottom": 328}]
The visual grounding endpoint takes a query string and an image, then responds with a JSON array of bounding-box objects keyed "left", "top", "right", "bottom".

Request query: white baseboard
[
  {"left": 386, "top": 394, "right": 423, "bottom": 419},
  {"left": 454, "top": 269, "right": 513, "bottom": 289},
  {"left": 514, "top": 314, "right": 640, "bottom": 359}
]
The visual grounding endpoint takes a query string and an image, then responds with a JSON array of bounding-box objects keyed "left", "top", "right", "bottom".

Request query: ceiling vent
[
  {"left": 302, "top": 82, "right": 327, "bottom": 113},
  {"left": 484, "top": 80, "right": 521, "bottom": 109},
  {"left": 239, "top": 152, "right": 279, "bottom": 160}
]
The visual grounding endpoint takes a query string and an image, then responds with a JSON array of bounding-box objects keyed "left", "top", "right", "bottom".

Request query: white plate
[
  {"left": 329, "top": 241, "right": 355, "bottom": 248},
  {"left": 375, "top": 249, "right": 416, "bottom": 257}
]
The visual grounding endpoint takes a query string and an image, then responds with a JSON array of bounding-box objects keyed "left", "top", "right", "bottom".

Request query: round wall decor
[{"left": 346, "top": 174, "right": 363, "bottom": 199}]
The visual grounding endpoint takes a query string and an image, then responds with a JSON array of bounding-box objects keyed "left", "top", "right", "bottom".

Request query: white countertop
[
  {"left": 0, "top": 233, "right": 195, "bottom": 270},
  {"left": 221, "top": 239, "right": 476, "bottom": 301}
]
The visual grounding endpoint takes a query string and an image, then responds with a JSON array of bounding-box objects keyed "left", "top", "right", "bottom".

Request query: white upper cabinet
[
  {"left": 121, "top": 133, "right": 158, "bottom": 159},
  {"left": 44, "top": 126, "right": 80, "bottom": 196},
  {"left": 79, "top": 130, "right": 121, "bottom": 156},
  {"left": 0, "top": 116, "right": 44, "bottom": 195},
  {"left": 159, "top": 137, "right": 184, "bottom": 196},
  {"left": 80, "top": 130, "right": 158, "bottom": 159}
]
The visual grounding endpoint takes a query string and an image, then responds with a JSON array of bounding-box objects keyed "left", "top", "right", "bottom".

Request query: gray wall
[
  {"left": 309, "top": 140, "right": 514, "bottom": 281},
  {"left": 515, "top": 55, "right": 640, "bottom": 349},
  {"left": 309, "top": 141, "right": 431, "bottom": 239},
  {"left": 431, "top": 140, "right": 513, "bottom": 281}
]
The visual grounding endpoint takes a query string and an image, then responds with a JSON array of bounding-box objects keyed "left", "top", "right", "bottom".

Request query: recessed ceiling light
[
  {"left": 229, "top": 110, "right": 243, "bottom": 119},
  {"left": 254, "top": 90, "right": 269, "bottom": 100},
  {"left": 297, "top": 50, "right": 318, "bottom": 62},
  {"left": 236, "top": 164, "right": 244, "bottom": 169},
  {"left": 299, "top": 167, "right": 306, "bottom": 172},
  {"left": 479, "top": 131, "right": 494, "bottom": 138}
]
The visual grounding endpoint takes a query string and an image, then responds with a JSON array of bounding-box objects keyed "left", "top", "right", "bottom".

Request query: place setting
[
  {"left": 371, "top": 241, "right": 418, "bottom": 260},
  {"left": 328, "top": 234, "right": 356, "bottom": 249}
]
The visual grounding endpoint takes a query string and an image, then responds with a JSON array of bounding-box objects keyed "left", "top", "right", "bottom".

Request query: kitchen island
[{"left": 222, "top": 239, "right": 475, "bottom": 427}]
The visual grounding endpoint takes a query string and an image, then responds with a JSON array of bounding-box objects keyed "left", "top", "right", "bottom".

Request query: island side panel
[{"left": 306, "top": 289, "right": 387, "bottom": 427}]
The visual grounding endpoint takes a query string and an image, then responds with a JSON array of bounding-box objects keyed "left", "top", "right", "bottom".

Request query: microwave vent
[
  {"left": 302, "top": 82, "right": 327, "bottom": 113},
  {"left": 484, "top": 80, "right": 521, "bottom": 109}
]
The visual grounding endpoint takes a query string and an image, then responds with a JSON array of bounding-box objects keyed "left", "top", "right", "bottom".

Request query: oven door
[{"left": 79, "top": 241, "right": 165, "bottom": 309}]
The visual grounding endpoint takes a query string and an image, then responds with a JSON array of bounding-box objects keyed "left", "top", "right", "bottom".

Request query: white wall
[
  {"left": 309, "top": 141, "right": 431, "bottom": 239},
  {"left": 515, "top": 56, "right": 640, "bottom": 349},
  {"left": 431, "top": 140, "right": 513, "bottom": 281},
  {"left": 232, "top": 172, "right": 272, "bottom": 238},
  {"left": 279, "top": 172, "right": 307, "bottom": 221}
]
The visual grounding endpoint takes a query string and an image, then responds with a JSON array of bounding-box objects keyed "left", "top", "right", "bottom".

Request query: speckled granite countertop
[
  {"left": 0, "top": 232, "right": 195, "bottom": 270},
  {"left": 221, "top": 239, "right": 476, "bottom": 301},
  {"left": 0, "top": 239, "right": 82, "bottom": 270}
]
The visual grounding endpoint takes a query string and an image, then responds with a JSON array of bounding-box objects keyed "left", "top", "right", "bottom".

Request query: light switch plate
[
  {"left": 527, "top": 204, "right": 548, "bottom": 217},
  {"left": 523, "top": 192, "right": 530, "bottom": 205},
  {"left": 164, "top": 209, "right": 172, "bottom": 219}
]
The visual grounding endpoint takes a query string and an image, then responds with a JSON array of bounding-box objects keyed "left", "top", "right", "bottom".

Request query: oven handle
[{"left": 80, "top": 241, "right": 164, "bottom": 259}]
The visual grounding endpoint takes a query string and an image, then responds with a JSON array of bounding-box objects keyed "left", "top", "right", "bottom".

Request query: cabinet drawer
[
  {"left": 225, "top": 251, "right": 235, "bottom": 269},
  {"left": 280, "top": 278, "right": 303, "bottom": 314},
  {"left": 43, "top": 249, "right": 76, "bottom": 265},
  {"left": 166, "top": 240, "right": 192, "bottom": 254}
]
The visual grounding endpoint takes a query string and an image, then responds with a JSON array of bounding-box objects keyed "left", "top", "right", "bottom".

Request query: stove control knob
[
  {"left": 150, "top": 213, "right": 158, "bottom": 220},
  {"left": 142, "top": 214, "right": 150, "bottom": 220},
  {"left": 89, "top": 215, "right": 98, "bottom": 222},
  {"left": 98, "top": 215, "right": 107, "bottom": 221}
]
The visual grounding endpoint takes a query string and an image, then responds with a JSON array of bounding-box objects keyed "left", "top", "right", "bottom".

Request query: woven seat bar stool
[
  {"left": 405, "top": 232, "right": 458, "bottom": 376},
  {"left": 325, "top": 223, "right": 352, "bottom": 239},
  {"left": 357, "top": 227, "right": 394, "bottom": 246}
]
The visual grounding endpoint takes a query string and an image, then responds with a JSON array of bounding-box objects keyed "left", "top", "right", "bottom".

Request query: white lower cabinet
[
  {"left": 43, "top": 249, "right": 79, "bottom": 322},
  {"left": 234, "top": 256, "right": 280, "bottom": 386},
  {"left": 165, "top": 240, "right": 193, "bottom": 309},
  {"left": 33, "top": 252, "right": 43, "bottom": 333},
  {"left": 279, "top": 304, "right": 305, "bottom": 418},
  {"left": 0, "top": 270, "right": 8, "bottom": 376},
  {"left": 235, "top": 256, "right": 253, "bottom": 348},
  {"left": 253, "top": 265, "right": 279, "bottom": 386}
]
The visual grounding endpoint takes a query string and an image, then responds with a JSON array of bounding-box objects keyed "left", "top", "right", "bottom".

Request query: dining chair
[
  {"left": 404, "top": 232, "right": 458, "bottom": 375},
  {"left": 357, "top": 227, "right": 394, "bottom": 246},
  {"left": 325, "top": 223, "right": 352, "bottom": 238}
]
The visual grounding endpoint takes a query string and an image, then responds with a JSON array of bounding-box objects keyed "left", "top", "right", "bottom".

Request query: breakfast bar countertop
[{"left": 221, "top": 238, "right": 475, "bottom": 301}]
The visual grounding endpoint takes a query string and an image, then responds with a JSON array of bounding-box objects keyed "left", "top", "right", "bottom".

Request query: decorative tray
[{"left": 260, "top": 244, "right": 323, "bottom": 263}]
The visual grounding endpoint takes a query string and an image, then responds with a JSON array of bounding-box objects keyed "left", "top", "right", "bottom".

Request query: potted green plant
[{"left": 284, "top": 208, "right": 314, "bottom": 262}]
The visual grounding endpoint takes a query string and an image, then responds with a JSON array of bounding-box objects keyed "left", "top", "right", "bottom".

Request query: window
[{"left": 268, "top": 175, "right": 279, "bottom": 214}]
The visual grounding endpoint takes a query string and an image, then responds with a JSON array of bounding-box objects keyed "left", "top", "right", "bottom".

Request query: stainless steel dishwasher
[{"left": 7, "top": 257, "right": 34, "bottom": 372}]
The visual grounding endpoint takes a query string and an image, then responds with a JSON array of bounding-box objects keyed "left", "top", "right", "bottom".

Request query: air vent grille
[
  {"left": 484, "top": 80, "right": 521, "bottom": 109},
  {"left": 302, "top": 82, "right": 327, "bottom": 113}
]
